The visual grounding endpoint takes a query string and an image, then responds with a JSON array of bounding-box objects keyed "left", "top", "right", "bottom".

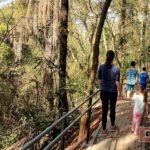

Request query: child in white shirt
[{"left": 131, "top": 84, "right": 145, "bottom": 135}]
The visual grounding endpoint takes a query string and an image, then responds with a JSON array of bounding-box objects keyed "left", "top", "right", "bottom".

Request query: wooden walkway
[{"left": 86, "top": 93, "right": 150, "bottom": 150}]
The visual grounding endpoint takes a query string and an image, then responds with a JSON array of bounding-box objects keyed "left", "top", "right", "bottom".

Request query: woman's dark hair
[{"left": 105, "top": 50, "right": 115, "bottom": 66}]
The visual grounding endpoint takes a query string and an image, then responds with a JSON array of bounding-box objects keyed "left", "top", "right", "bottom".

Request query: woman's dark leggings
[{"left": 100, "top": 91, "right": 118, "bottom": 130}]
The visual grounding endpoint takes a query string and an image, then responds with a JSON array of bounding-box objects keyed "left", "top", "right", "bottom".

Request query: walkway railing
[{"left": 21, "top": 89, "right": 100, "bottom": 150}]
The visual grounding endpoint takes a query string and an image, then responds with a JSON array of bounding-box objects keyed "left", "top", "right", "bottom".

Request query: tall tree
[
  {"left": 120, "top": 0, "right": 126, "bottom": 38},
  {"left": 119, "top": 0, "right": 126, "bottom": 84},
  {"left": 58, "top": 0, "right": 69, "bottom": 115},
  {"left": 23, "top": 0, "right": 59, "bottom": 110},
  {"left": 43, "top": 0, "right": 55, "bottom": 110},
  {"left": 140, "top": 0, "right": 149, "bottom": 67},
  {"left": 78, "top": 0, "right": 112, "bottom": 141},
  {"left": 13, "top": 26, "right": 23, "bottom": 65}
]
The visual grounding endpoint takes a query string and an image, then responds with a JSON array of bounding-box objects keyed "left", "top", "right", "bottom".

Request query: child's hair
[
  {"left": 142, "top": 67, "right": 146, "bottom": 71},
  {"left": 130, "top": 61, "right": 136, "bottom": 67},
  {"left": 135, "top": 84, "right": 147, "bottom": 102},
  {"left": 135, "top": 84, "right": 145, "bottom": 94}
]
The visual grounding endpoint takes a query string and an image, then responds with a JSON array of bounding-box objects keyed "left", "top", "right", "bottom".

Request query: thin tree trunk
[
  {"left": 120, "top": 0, "right": 126, "bottom": 36},
  {"left": 38, "top": 0, "right": 43, "bottom": 25},
  {"left": 118, "top": 0, "right": 126, "bottom": 86},
  {"left": 140, "top": 0, "right": 149, "bottom": 66},
  {"left": 141, "top": 0, "right": 148, "bottom": 48},
  {"left": 53, "top": 0, "right": 59, "bottom": 54},
  {"left": 42, "top": 0, "right": 47, "bottom": 25},
  {"left": 26, "top": 0, "right": 33, "bottom": 33},
  {"left": 58, "top": 0, "right": 69, "bottom": 115},
  {"left": 32, "top": 0, "right": 39, "bottom": 36},
  {"left": 43, "top": 0, "right": 59, "bottom": 110},
  {"left": 112, "top": 36, "right": 122, "bottom": 68},
  {"left": 119, "top": 0, "right": 126, "bottom": 68},
  {"left": 103, "top": 29, "right": 108, "bottom": 52},
  {"left": 78, "top": 0, "right": 112, "bottom": 141},
  {"left": 13, "top": 26, "right": 23, "bottom": 65}
]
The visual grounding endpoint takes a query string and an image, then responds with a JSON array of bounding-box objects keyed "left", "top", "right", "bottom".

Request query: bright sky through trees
[{"left": 0, "top": 0, "right": 13, "bottom": 8}]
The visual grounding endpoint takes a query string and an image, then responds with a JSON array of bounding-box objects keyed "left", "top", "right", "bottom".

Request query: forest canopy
[{"left": 0, "top": 0, "right": 149, "bottom": 149}]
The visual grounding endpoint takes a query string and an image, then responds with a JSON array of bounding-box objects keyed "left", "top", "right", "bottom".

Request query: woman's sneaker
[
  {"left": 101, "top": 130, "right": 108, "bottom": 136},
  {"left": 110, "top": 125, "right": 119, "bottom": 132}
]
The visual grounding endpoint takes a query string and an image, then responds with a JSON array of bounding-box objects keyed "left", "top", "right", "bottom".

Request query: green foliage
[
  {"left": 0, "top": 0, "right": 149, "bottom": 149},
  {"left": 0, "top": 23, "right": 7, "bottom": 32},
  {"left": 0, "top": 44, "right": 14, "bottom": 66},
  {"left": 1, "top": 132, "right": 17, "bottom": 149}
]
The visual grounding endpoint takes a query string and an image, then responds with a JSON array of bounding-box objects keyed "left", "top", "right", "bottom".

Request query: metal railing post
[
  {"left": 86, "top": 90, "right": 93, "bottom": 144},
  {"left": 60, "top": 112, "right": 66, "bottom": 150}
]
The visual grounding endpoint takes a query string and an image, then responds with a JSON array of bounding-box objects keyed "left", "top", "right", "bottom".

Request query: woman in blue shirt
[{"left": 98, "top": 50, "right": 122, "bottom": 136}]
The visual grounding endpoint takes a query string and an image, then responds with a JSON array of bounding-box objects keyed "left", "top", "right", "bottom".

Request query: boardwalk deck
[{"left": 87, "top": 92, "right": 150, "bottom": 150}]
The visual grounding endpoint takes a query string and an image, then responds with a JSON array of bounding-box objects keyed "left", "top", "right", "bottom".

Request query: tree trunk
[
  {"left": 119, "top": 0, "right": 126, "bottom": 68},
  {"left": 103, "top": 29, "right": 108, "bottom": 52},
  {"left": 78, "top": 0, "right": 112, "bottom": 141},
  {"left": 13, "top": 26, "right": 23, "bottom": 65},
  {"left": 43, "top": 0, "right": 59, "bottom": 110},
  {"left": 120, "top": 0, "right": 126, "bottom": 36},
  {"left": 26, "top": 0, "right": 59, "bottom": 110},
  {"left": 38, "top": 0, "right": 43, "bottom": 25},
  {"left": 139, "top": 0, "right": 149, "bottom": 68},
  {"left": 42, "top": 0, "right": 47, "bottom": 25},
  {"left": 118, "top": 0, "right": 126, "bottom": 85},
  {"left": 32, "top": 0, "right": 39, "bottom": 36},
  {"left": 141, "top": 0, "right": 148, "bottom": 48},
  {"left": 58, "top": 0, "right": 69, "bottom": 115},
  {"left": 112, "top": 36, "right": 122, "bottom": 68},
  {"left": 26, "top": 0, "right": 33, "bottom": 33}
]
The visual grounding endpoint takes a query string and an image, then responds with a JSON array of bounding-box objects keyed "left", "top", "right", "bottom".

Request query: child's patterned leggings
[{"left": 131, "top": 112, "right": 142, "bottom": 135}]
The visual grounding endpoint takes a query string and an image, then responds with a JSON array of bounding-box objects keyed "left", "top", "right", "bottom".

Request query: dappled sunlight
[
  {"left": 87, "top": 131, "right": 139, "bottom": 150},
  {"left": 87, "top": 136, "right": 112, "bottom": 150},
  {"left": 0, "top": 0, "right": 149, "bottom": 149},
  {"left": 115, "top": 132, "right": 138, "bottom": 150}
]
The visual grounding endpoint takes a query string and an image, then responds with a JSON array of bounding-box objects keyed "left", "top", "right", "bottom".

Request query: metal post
[
  {"left": 60, "top": 112, "right": 66, "bottom": 150},
  {"left": 86, "top": 91, "right": 93, "bottom": 144}
]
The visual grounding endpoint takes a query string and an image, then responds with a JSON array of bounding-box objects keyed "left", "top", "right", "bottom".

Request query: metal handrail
[
  {"left": 44, "top": 98, "right": 100, "bottom": 150},
  {"left": 21, "top": 89, "right": 100, "bottom": 150}
]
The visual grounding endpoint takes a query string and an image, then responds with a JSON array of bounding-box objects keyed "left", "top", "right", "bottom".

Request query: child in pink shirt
[{"left": 131, "top": 85, "right": 145, "bottom": 135}]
